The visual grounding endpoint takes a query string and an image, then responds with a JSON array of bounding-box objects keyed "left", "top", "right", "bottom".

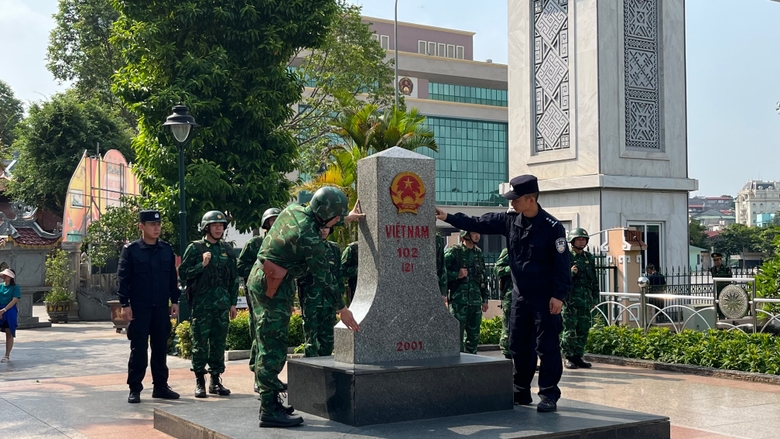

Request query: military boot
[
  {"left": 276, "top": 391, "right": 295, "bottom": 415},
  {"left": 564, "top": 357, "right": 578, "bottom": 370},
  {"left": 572, "top": 356, "right": 592, "bottom": 369},
  {"left": 194, "top": 373, "right": 207, "bottom": 398},
  {"left": 259, "top": 395, "right": 303, "bottom": 428},
  {"left": 209, "top": 375, "right": 231, "bottom": 396}
]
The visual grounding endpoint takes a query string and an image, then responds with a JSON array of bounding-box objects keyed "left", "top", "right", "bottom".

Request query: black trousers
[
  {"left": 127, "top": 306, "right": 171, "bottom": 392},
  {"left": 509, "top": 298, "right": 563, "bottom": 401}
]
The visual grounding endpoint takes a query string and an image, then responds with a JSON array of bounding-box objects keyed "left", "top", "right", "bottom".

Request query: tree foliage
[
  {"left": 7, "top": 91, "right": 133, "bottom": 213},
  {"left": 710, "top": 223, "right": 762, "bottom": 260},
  {"left": 688, "top": 219, "right": 708, "bottom": 248},
  {"left": 332, "top": 104, "right": 438, "bottom": 154},
  {"left": 0, "top": 79, "right": 24, "bottom": 151},
  {"left": 82, "top": 195, "right": 173, "bottom": 268},
  {"left": 288, "top": 2, "right": 394, "bottom": 177},
  {"left": 45, "top": 248, "right": 76, "bottom": 302},
  {"left": 112, "top": 0, "right": 339, "bottom": 248}
]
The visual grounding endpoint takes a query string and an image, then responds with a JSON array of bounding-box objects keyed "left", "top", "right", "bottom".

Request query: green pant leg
[
  {"left": 248, "top": 298, "right": 258, "bottom": 372},
  {"left": 574, "top": 304, "right": 593, "bottom": 356},
  {"left": 190, "top": 306, "right": 212, "bottom": 374},
  {"left": 499, "top": 293, "right": 512, "bottom": 355},
  {"left": 318, "top": 306, "right": 337, "bottom": 356},
  {"left": 207, "top": 308, "right": 230, "bottom": 377},
  {"left": 450, "top": 302, "right": 468, "bottom": 353},
  {"left": 561, "top": 299, "right": 590, "bottom": 357},
  {"left": 464, "top": 305, "right": 482, "bottom": 354},
  {"left": 301, "top": 296, "right": 323, "bottom": 358}
]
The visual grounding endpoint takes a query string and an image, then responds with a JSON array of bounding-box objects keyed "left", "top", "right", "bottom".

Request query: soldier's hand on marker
[
  {"left": 170, "top": 304, "right": 179, "bottom": 318},
  {"left": 442, "top": 296, "right": 448, "bottom": 307},
  {"left": 229, "top": 305, "right": 237, "bottom": 320},
  {"left": 549, "top": 297, "right": 563, "bottom": 315},
  {"left": 458, "top": 268, "right": 469, "bottom": 279},
  {"left": 435, "top": 207, "right": 447, "bottom": 221},
  {"left": 121, "top": 306, "right": 133, "bottom": 321},
  {"left": 571, "top": 265, "right": 578, "bottom": 274},
  {"left": 339, "top": 307, "right": 360, "bottom": 331},
  {"left": 481, "top": 303, "right": 489, "bottom": 313},
  {"left": 344, "top": 200, "right": 366, "bottom": 224},
  {"left": 202, "top": 251, "right": 212, "bottom": 267}
]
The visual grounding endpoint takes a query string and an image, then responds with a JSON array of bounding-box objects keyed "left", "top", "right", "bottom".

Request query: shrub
[
  {"left": 479, "top": 316, "right": 502, "bottom": 345},
  {"left": 287, "top": 313, "right": 304, "bottom": 347},
  {"left": 226, "top": 310, "right": 252, "bottom": 351},
  {"left": 586, "top": 326, "right": 780, "bottom": 375},
  {"left": 44, "top": 248, "right": 75, "bottom": 303},
  {"left": 176, "top": 320, "right": 193, "bottom": 359}
]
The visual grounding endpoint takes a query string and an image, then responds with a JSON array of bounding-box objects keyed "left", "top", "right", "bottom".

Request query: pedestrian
[
  {"left": 709, "top": 252, "right": 732, "bottom": 293},
  {"left": 117, "top": 210, "right": 181, "bottom": 403},
  {"left": 247, "top": 186, "right": 362, "bottom": 428},
  {"left": 237, "top": 207, "right": 281, "bottom": 393},
  {"left": 178, "top": 210, "right": 238, "bottom": 399},
  {"left": 646, "top": 264, "right": 666, "bottom": 323},
  {"left": 435, "top": 175, "right": 571, "bottom": 413},
  {"left": 494, "top": 248, "right": 513, "bottom": 359},
  {"left": 297, "top": 226, "right": 341, "bottom": 357},
  {"left": 445, "top": 230, "right": 489, "bottom": 354},
  {"left": 0, "top": 268, "right": 21, "bottom": 363},
  {"left": 341, "top": 241, "right": 358, "bottom": 305},
  {"left": 561, "top": 228, "right": 599, "bottom": 370}
]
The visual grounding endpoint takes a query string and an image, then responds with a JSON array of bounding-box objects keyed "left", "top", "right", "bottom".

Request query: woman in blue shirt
[{"left": 0, "top": 268, "right": 21, "bottom": 362}]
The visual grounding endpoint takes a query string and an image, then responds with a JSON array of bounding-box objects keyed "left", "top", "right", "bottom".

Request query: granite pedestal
[{"left": 287, "top": 353, "right": 513, "bottom": 426}]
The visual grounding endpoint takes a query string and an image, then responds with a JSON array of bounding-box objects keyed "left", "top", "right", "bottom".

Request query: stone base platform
[
  {"left": 288, "top": 354, "right": 513, "bottom": 426},
  {"left": 154, "top": 396, "right": 670, "bottom": 439}
]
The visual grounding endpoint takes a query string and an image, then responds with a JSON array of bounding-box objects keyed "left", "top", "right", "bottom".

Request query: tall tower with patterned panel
[{"left": 504, "top": 0, "right": 697, "bottom": 270}]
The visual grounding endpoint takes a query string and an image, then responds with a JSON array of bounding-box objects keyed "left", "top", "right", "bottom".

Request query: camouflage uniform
[
  {"left": 710, "top": 264, "right": 732, "bottom": 294},
  {"left": 247, "top": 194, "right": 347, "bottom": 421},
  {"left": 297, "top": 239, "right": 342, "bottom": 357},
  {"left": 561, "top": 250, "right": 599, "bottom": 359},
  {"left": 237, "top": 235, "right": 264, "bottom": 373},
  {"left": 494, "top": 248, "right": 513, "bottom": 357},
  {"left": 445, "top": 242, "right": 488, "bottom": 354},
  {"left": 179, "top": 238, "right": 238, "bottom": 379},
  {"left": 341, "top": 241, "right": 358, "bottom": 305},
  {"left": 436, "top": 234, "right": 448, "bottom": 297}
]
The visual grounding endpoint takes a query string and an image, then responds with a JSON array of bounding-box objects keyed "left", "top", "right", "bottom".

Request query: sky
[{"left": 1, "top": 0, "right": 779, "bottom": 198}]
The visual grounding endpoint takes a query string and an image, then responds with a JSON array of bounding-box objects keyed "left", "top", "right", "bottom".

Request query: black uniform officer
[
  {"left": 118, "top": 209, "right": 181, "bottom": 404},
  {"left": 435, "top": 175, "right": 571, "bottom": 413}
]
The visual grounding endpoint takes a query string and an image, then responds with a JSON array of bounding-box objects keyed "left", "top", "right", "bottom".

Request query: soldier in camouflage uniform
[
  {"left": 494, "top": 248, "right": 513, "bottom": 358},
  {"left": 247, "top": 187, "right": 362, "bottom": 428},
  {"left": 561, "top": 228, "right": 599, "bottom": 369},
  {"left": 237, "top": 208, "right": 281, "bottom": 392},
  {"left": 179, "top": 211, "right": 238, "bottom": 398},
  {"left": 436, "top": 233, "right": 448, "bottom": 302},
  {"left": 709, "top": 252, "right": 732, "bottom": 318},
  {"left": 297, "top": 226, "right": 342, "bottom": 357},
  {"left": 445, "top": 230, "right": 489, "bottom": 354},
  {"left": 341, "top": 241, "right": 358, "bottom": 305}
]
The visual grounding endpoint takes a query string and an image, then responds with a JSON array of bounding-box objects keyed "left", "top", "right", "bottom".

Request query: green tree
[
  {"left": 7, "top": 91, "right": 133, "bottom": 213},
  {"left": 0, "top": 79, "right": 24, "bottom": 151},
  {"left": 711, "top": 223, "right": 762, "bottom": 261},
  {"left": 44, "top": 248, "right": 76, "bottom": 303},
  {"left": 112, "top": 0, "right": 339, "bottom": 248},
  {"left": 82, "top": 195, "right": 173, "bottom": 268},
  {"left": 688, "top": 219, "right": 708, "bottom": 248},
  {"left": 756, "top": 233, "right": 780, "bottom": 314},
  {"left": 332, "top": 104, "right": 438, "bottom": 153},
  {"left": 288, "top": 2, "right": 394, "bottom": 178}
]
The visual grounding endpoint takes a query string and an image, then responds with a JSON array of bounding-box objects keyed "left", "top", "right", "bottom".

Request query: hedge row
[{"left": 586, "top": 325, "right": 780, "bottom": 375}]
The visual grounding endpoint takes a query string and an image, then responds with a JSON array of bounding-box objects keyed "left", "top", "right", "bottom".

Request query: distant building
[
  {"left": 688, "top": 195, "right": 734, "bottom": 216},
  {"left": 691, "top": 209, "right": 735, "bottom": 232},
  {"left": 735, "top": 181, "right": 780, "bottom": 226}
]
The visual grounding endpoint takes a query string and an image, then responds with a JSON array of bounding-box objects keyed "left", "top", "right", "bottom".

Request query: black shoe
[
  {"left": 537, "top": 397, "right": 557, "bottom": 413},
  {"left": 152, "top": 386, "right": 180, "bottom": 399},
  {"left": 564, "top": 359, "right": 578, "bottom": 370},
  {"left": 572, "top": 356, "right": 592, "bottom": 369},
  {"left": 513, "top": 391, "right": 532, "bottom": 405},
  {"left": 259, "top": 402, "right": 303, "bottom": 428},
  {"left": 127, "top": 391, "right": 141, "bottom": 404},
  {"left": 209, "top": 375, "right": 231, "bottom": 396},
  {"left": 194, "top": 373, "right": 207, "bottom": 398}
]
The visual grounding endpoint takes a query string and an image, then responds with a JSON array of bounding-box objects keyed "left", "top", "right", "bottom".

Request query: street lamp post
[
  {"left": 163, "top": 104, "right": 199, "bottom": 321},
  {"left": 394, "top": 0, "right": 399, "bottom": 109}
]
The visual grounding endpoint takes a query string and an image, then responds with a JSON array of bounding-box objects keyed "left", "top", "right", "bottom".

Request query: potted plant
[{"left": 44, "top": 248, "right": 75, "bottom": 323}]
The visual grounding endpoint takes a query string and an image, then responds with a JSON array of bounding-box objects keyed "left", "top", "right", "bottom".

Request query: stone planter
[
  {"left": 108, "top": 300, "right": 128, "bottom": 333},
  {"left": 45, "top": 301, "right": 72, "bottom": 323}
]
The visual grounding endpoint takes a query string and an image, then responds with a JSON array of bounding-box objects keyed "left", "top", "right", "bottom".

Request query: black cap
[
  {"left": 502, "top": 175, "right": 539, "bottom": 200},
  {"left": 712, "top": 252, "right": 723, "bottom": 259},
  {"left": 139, "top": 210, "right": 161, "bottom": 223}
]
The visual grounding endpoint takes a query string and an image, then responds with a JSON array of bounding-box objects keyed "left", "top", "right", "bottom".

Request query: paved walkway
[{"left": 1, "top": 306, "right": 778, "bottom": 439}]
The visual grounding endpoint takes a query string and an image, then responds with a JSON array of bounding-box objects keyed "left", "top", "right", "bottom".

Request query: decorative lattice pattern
[{"left": 624, "top": 0, "right": 660, "bottom": 149}]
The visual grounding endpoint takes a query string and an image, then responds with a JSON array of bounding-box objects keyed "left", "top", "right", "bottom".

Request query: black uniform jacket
[
  {"left": 118, "top": 238, "right": 181, "bottom": 308},
  {"left": 445, "top": 205, "right": 572, "bottom": 304}
]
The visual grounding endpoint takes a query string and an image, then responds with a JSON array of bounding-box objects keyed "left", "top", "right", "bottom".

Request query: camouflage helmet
[
  {"left": 567, "top": 227, "right": 590, "bottom": 244},
  {"left": 309, "top": 186, "right": 349, "bottom": 222},
  {"left": 199, "top": 210, "right": 228, "bottom": 233},
  {"left": 459, "top": 230, "right": 471, "bottom": 238},
  {"left": 261, "top": 208, "right": 281, "bottom": 230}
]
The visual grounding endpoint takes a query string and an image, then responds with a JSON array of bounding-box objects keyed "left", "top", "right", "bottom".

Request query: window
[
  {"left": 438, "top": 43, "right": 446, "bottom": 57},
  {"left": 428, "top": 82, "right": 508, "bottom": 107},
  {"left": 418, "top": 40, "right": 427, "bottom": 54},
  {"left": 456, "top": 45, "right": 465, "bottom": 59},
  {"left": 428, "top": 41, "right": 436, "bottom": 56},
  {"left": 628, "top": 223, "right": 664, "bottom": 271},
  {"left": 380, "top": 35, "right": 390, "bottom": 50},
  {"left": 447, "top": 44, "right": 455, "bottom": 58},
  {"left": 371, "top": 34, "right": 379, "bottom": 42}
]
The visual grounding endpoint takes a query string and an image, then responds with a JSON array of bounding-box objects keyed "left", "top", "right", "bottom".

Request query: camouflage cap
[
  {"left": 261, "top": 208, "right": 282, "bottom": 230},
  {"left": 309, "top": 187, "right": 349, "bottom": 223},
  {"left": 199, "top": 210, "right": 228, "bottom": 233}
]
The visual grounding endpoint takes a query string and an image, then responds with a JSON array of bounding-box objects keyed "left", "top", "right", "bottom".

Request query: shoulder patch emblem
[{"left": 555, "top": 237, "right": 566, "bottom": 254}]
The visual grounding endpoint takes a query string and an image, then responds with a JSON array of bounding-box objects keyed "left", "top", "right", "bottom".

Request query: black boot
[
  {"left": 127, "top": 390, "right": 141, "bottom": 404},
  {"left": 209, "top": 375, "right": 231, "bottom": 396},
  {"left": 514, "top": 390, "right": 532, "bottom": 406},
  {"left": 573, "top": 356, "right": 592, "bottom": 369},
  {"left": 277, "top": 391, "right": 295, "bottom": 415},
  {"left": 259, "top": 395, "right": 303, "bottom": 428},
  {"left": 152, "top": 385, "right": 180, "bottom": 399},
  {"left": 194, "top": 373, "right": 207, "bottom": 398},
  {"left": 564, "top": 357, "right": 578, "bottom": 369}
]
